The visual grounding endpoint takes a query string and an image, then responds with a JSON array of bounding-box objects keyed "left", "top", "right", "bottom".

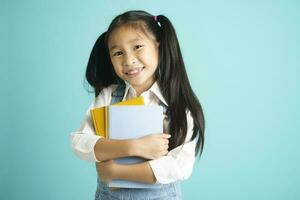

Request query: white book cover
[{"left": 107, "top": 105, "right": 163, "bottom": 188}]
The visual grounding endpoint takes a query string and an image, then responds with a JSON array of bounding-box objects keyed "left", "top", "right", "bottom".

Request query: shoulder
[
  {"left": 84, "top": 84, "right": 118, "bottom": 116},
  {"left": 94, "top": 84, "right": 118, "bottom": 107}
]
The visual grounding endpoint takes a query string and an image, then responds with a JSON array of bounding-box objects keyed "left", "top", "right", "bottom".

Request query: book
[
  {"left": 90, "top": 97, "right": 144, "bottom": 137},
  {"left": 107, "top": 105, "right": 163, "bottom": 188}
]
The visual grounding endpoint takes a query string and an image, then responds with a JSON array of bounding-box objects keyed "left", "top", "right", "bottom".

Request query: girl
[{"left": 70, "top": 10, "right": 205, "bottom": 200}]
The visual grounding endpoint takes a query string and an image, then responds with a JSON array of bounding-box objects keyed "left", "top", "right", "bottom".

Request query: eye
[
  {"left": 134, "top": 45, "right": 143, "bottom": 50},
  {"left": 112, "top": 51, "right": 123, "bottom": 57}
]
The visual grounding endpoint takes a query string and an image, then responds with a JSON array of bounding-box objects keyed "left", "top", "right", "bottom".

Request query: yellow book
[{"left": 90, "top": 96, "right": 144, "bottom": 137}]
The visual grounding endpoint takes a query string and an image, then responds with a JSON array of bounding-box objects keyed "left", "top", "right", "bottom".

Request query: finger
[
  {"left": 154, "top": 133, "right": 167, "bottom": 137},
  {"left": 164, "top": 144, "right": 169, "bottom": 150},
  {"left": 162, "top": 150, "right": 168, "bottom": 155},
  {"left": 162, "top": 133, "right": 171, "bottom": 138}
]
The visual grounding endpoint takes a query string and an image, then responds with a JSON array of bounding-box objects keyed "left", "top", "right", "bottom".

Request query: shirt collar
[{"left": 123, "top": 81, "right": 168, "bottom": 106}]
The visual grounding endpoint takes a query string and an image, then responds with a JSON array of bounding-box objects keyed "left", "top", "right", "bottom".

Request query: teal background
[{"left": 1, "top": 0, "right": 299, "bottom": 199}]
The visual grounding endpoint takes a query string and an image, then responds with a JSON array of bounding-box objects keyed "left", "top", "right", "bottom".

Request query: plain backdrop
[{"left": 1, "top": 0, "right": 299, "bottom": 199}]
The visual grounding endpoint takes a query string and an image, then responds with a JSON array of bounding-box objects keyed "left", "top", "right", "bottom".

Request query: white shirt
[{"left": 69, "top": 81, "right": 197, "bottom": 184}]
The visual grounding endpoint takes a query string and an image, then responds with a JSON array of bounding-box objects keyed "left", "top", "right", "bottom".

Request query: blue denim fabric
[{"left": 95, "top": 177, "right": 182, "bottom": 200}]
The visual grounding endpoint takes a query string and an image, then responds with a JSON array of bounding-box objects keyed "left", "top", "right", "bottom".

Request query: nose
[{"left": 122, "top": 52, "right": 137, "bottom": 66}]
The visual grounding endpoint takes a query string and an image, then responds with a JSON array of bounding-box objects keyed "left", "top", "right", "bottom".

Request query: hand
[
  {"left": 134, "top": 133, "right": 171, "bottom": 160},
  {"left": 95, "top": 160, "right": 115, "bottom": 183}
]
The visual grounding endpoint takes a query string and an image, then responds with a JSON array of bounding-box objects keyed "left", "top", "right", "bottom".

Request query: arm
[
  {"left": 95, "top": 132, "right": 171, "bottom": 161},
  {"left": 71, "top": 124, "right": 170, "bottom": 162},
  {"left": 114, "top": 161, "right": 156, "bottom": 184},
  {"left": 148, "top": 139, "right": 196, "bottom": 184},
  {"left": 97, "top": 138, "right": 196, "bottom": 184},
  {"left": 148, "top": 111, "right": 197, "bottom": 184},
  {"left": 98, "top": 111, "right": 197, "bottom": 184},
  {"left": 97, "top": 160, "right": 156, "bottom": 184},
  {"left": 95, "top": 133, "right": 172, "bottom": 183},
  {"left": 70, "top": 132, "right": 137, "bottom": 162},
  {"left": 94, "top": 138, "right": 135, "bottom": 162}
]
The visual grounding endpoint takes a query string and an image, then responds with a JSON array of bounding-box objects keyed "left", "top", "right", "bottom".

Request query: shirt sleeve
[
  {"left": 69, "top": 88, "right": 109, "bottom": 163},
  {"left": 148, "top": 110, "right": 197, "bottom": 184}
]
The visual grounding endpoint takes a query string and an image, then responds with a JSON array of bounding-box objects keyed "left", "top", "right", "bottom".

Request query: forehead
[{"left": 108, "top": 25, "right": 155, "bottom": 49}]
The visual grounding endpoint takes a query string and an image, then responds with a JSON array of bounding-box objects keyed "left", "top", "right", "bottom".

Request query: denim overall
[{"left": 94, "top": 85, "right": 182, "bottom": 200}]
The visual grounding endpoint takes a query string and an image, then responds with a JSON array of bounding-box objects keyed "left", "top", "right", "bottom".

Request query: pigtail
[
  {"left": 85, "top": 32, "right": 121, "bottom": 97},
  {"left": 156, "top": 15, "right": 205, "bottom": 156}
]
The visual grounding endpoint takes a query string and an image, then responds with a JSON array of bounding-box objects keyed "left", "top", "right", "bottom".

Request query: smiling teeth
[{"left": 126, "top": 68, "right": 143, "bottom": 75}]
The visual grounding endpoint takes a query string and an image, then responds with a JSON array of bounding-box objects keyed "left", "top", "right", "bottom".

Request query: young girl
[{"left": 70, "top": 10, "right": 205, "bottom": 200}]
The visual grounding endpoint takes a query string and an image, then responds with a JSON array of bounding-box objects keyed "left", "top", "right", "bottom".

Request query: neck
[{"left": 133, "top": 80, "right": 155, "bottom": 96}]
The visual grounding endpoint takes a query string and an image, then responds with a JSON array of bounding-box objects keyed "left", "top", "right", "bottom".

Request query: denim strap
[{"left": 111, "top": 84, "right": 126, "bottom": 104}]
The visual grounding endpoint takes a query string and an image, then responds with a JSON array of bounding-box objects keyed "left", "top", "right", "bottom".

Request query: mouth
[{"left": 124, "top": 67, "right": 145, "bottom": 78}]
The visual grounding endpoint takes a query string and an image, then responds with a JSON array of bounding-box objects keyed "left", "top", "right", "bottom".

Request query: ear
[{"left": 156, "top": 42, "right": 160, "bottom": 48}]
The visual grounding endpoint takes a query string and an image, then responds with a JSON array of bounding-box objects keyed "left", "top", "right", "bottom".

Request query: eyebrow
[{"left": 109, "top": 38, "right": 142, "bottom": 52}]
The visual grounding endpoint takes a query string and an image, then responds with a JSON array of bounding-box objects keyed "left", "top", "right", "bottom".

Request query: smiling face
[{"left": 108, "top": 25, "right": 159, "bottom": 96}]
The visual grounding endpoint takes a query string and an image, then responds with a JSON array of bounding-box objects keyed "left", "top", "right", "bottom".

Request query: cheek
[
  {"left": 113, "top": 66, "right": 122, "bottom": 76},
  {"left": 141, "top": 51, "right": 158, "bottom": 66},
  {"left": 146, "top": 54, "right": 159, "bottom": 68},
  {"left": 111, "top": 59, "right": 121, "bottom": 72}
]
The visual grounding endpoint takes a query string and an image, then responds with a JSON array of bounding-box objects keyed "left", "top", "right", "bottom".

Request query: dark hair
[{"left": 85, "top": 10, "right": 205, "bottom": 157}]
